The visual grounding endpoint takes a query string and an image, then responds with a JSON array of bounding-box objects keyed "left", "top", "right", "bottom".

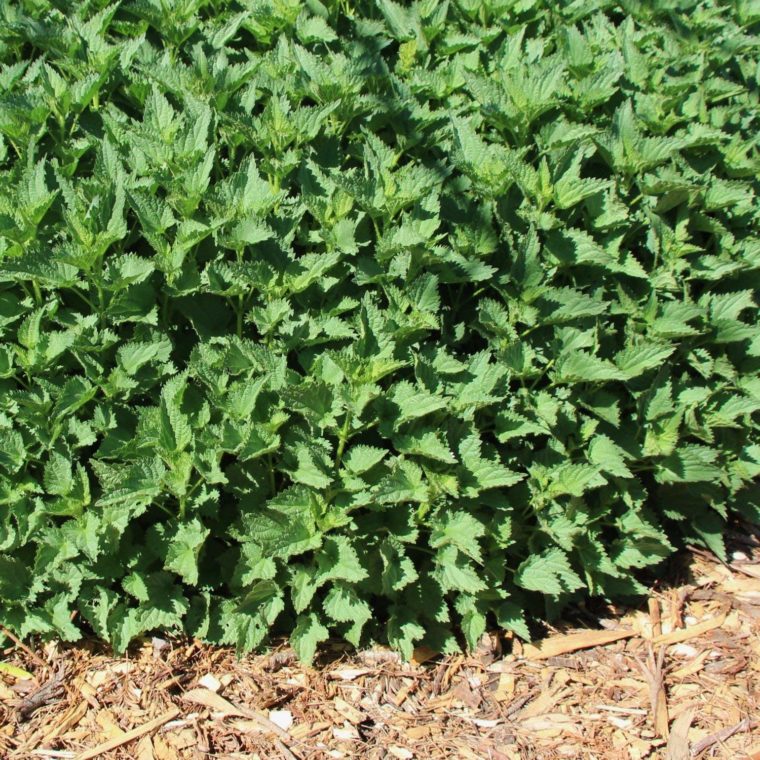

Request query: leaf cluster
[{"left": 0, "top": 0, "right": 758, "bottom": 662}]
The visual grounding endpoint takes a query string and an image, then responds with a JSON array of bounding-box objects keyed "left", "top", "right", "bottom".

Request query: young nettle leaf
[
  {"left": 239, "top": 487, "right": 323, "bottom": 560},
  {"left": 458, "top": 434, "right": 524, "bottom": 496},
  {"left": 158, "top": 374, "right": 193, "bottom": 454},
  {"left": 515, "top": 548, "right": 584, "bottom": 597},
  {"left": 164, "top": 519, "right": 210, "bottom": 585},
  {"left": 387, "top": 605, "right": 425, "bottom": 661},
  {"left": 393, "top": 429, "right": 457, "bottom": 464},
  {"left": 456, "top": 594, "right": 487, "bottom": 652},
  {"left": 43, "top": 451, "right": 74, "bottom": 496},
  {"left": 289, "top": 443, "right": 334, "bottom": 490},
  {"left": 433, "top": 545, "right": 486, "bottom": 594},
  {"left": 323, "top": 583, "right": 371, "bottom": 647},
  {"left": 429, "top": 510, "right": 485, "bottom": 563},
  {"left": 290, "top": 611, "right": 329, "bottom": 666},
  {"left": 587, "top": 435, "right": 632, "bottom": 479},
  {"left": 374, "top": 459, "right": 429, "bottom": 504},
  {"left": 380, "top": 538, "right": 418, "bottom": 594}
]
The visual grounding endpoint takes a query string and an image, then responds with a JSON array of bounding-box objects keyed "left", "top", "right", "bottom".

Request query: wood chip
[
  {"left": 493, "top": 672, "right": 515, "bottom": 702},
  {"left": 666, "top": 708, "right": 693, "bottom": 760},
  {"left": 653, "top": 611, "right": 728, "bottom": 646},
  {"left": 649, "top": 598, "right": 663, "bottom": 638},
  {"left": 197, "top": 674, "right": 221, "bottom": 692},
  {"left": 332, "top": 698, "right": 364, "bottom": 724},
  {"left": 404, "top": 725, "right": 431, "bottom": 740},
  {"left": 40, "top": 700, "right": 88, "bottom": 745},
  {"left": 135, "top": 735, "right": 154, "bottom": 760},
  {"left": 690, "top": 718, "right": 756, "bottom": 756},
  {"left": 75, "top": 708, "right": 180, "bottom": 760},
  {"left": 182, "top": 688, "right": 246, "bottom": 717},
  {"left": 669, "top": 650, "right": 710, "bottom": 680},
  {"left": 516, "top": 686, "right": 570, "bottom": 720},
  {"left": 522, "top": 629, "right": 635, "bottom": 660},
  {"left": 328, "top": 668, "right": 372, "bottom": 681},
  {"left": 391, "top": 680, "right": 415, "bottom": 707},
  {"left": 269, "top": 709, "right": 294, "bottom": 731}
]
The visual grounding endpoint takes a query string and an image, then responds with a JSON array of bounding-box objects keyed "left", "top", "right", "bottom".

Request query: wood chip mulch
[{"left": 1, "top": 538, "right": 759, "bottom": 760}]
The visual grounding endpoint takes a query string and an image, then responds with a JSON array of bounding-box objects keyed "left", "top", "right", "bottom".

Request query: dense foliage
[{"left": 0, "top": 0, "right": 758, "bottom": 663}]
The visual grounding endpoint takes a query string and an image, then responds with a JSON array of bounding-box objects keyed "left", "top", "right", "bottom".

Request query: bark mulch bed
[{"left": 1, "top": 537, "right": 759, "bottom": 760}]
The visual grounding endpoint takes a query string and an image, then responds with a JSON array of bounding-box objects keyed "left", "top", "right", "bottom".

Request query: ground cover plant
[{"left": 0, "top": 0, "right": 758, "bottom": 664}]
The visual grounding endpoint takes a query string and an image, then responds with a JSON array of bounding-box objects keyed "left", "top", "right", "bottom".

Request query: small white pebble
[
  {"left": 269, "top": 709, "right": 293, "bottom": 731},
  {"left": 732, "top": 551, "right": 748, "bottom": 561},
  {"left": 472, "top": 718, "right": 500, "bottom": 728},
  {"left": 198, "top": 674, "right": 221, "bottom": 692},
  {"left": 333, "top": 726, "right": 359, "bottom": 741},
  {"left": 670, "top": 643, "right": 698, "bottom": 658},
  {"left": 684, "top": 615, "right": 698, "bottom": 626}
]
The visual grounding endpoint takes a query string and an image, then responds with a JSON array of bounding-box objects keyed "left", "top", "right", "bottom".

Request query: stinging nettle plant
[{"left": 0, "top": 0, "right": 758, "bottom": 663}]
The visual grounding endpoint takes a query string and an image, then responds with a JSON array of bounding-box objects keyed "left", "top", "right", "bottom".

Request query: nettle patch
[{"left": 0, "top": 0, "right": 758, "bottom": 662}]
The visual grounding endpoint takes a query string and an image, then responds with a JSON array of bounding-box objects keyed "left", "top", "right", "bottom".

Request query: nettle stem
[
  {"left": 334, "top": 410, "right": 353, "bottom": 470},
  {"left": 236, "top": 294, "right": 244, "bottom": 338},
  {"left": 267, "top": 453, "right": 276, "bottom": 495}
]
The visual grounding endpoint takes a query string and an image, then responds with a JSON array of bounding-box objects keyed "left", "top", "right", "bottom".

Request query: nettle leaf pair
[{"left": 0, "top": 0, "right": 758, "bottom": 663}]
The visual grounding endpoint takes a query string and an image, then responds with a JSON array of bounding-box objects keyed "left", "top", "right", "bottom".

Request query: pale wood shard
[
  {"left": 690, "top": 718, "right": 757, "bottom": 756},
  {"left": 652, "top": 610, "right": 728, "bottom": 646},
  {"left": 74, "top": 707, "right": 180, "bottom": 760},
  {"left": 522, "top": 628, "right": 635, "bottom": 660},
  {"left": 666, "top": 707, "right": 693, "bottom": 760},
  {"left": 181, "top": 688, "right": 246, "bottom": 717},
  {"left": 669, "top": 650, "right": 711, "bottom": 680},
  {"left": 649, "top": 597, "right": 663, "bottom": 638},
  {"left": 40, "top": 700, "right": 88, "bottom": 746}
]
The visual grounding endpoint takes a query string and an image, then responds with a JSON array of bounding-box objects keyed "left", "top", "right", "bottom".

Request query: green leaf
[
  {"left": 374, "top": 460, "right": 429, "bottom": 504},
  {"left": 323, "top": 583, "right": 371, "bottom": 646},
  {"left": 159, "top": 375, "right": 193, "bottom": 453},
  {"left": 555, "top": 352, "right": 625, "bottom": 383},
  {"left": 430, "top": 511, "right": 485, "bottom": 562},
  {"left": 655, "top": 446, "right": 722, "bottom": 484},
  {"left": 393, "top": 429, "right": 456, "bottom": 464},
  {"left": 290, "top": 612, "right": 329, "bottom": 666},
  {"left": 588, "top": 435, "right": 632, "bottom": 478},
  {"left": 165, "top": 519, "right": 210, "bottom": 585},
  {"left": 316, "top": 536, "right": 367, "bottom": 584},
  {"left": 459, "top": 434, "right": 523, "bottom": 496},
  {"left": 515, "top": 548, "right": 583, "bottom": 596},
  {"left": 390, "top": 381, "right": 447, "bottom": 428},
  {"left": 44, "top": 452, "right": 74, "bottom": 496},
  {"left": 495, "top": 601, "right": 531, "bottom": 641},
  {"left": 343, "top": 445, "right": 388, "bottom": 474},
  {"left": 615, "top": 343, "right": 676, "bottom": 379},
  {"left": 387, "top": 607, "right": 425, "bottom": 660},
  {"left": 433, "top": 546, "right": 486, "bottom": 593}
]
